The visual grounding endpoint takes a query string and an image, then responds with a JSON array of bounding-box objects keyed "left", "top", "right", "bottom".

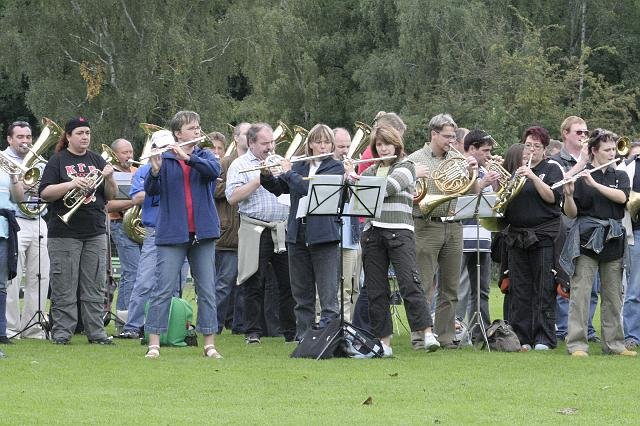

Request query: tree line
[{"left": 1, "top": 0, "right": 638, "bottom": 155}]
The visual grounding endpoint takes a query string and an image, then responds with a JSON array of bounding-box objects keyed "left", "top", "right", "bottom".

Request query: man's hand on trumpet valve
[{"left": 481, "top": 170, "right": 502, "bottom": 189}]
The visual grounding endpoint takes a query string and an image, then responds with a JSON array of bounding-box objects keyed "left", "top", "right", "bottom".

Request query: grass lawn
[{"left": 2, "top": 285, "right": 639, "bottom": 425}]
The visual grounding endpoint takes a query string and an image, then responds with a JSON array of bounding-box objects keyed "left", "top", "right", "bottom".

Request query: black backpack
[{"left": 484, "top": 319, "right": 521, "bottom": 352}]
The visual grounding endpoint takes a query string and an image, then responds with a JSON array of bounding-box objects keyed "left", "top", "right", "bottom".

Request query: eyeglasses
[
  {"left": 574, "top": 130, "right": 589, "bottom": 136},
  {"left": 436, "top": 131, "right": 457, "bottom": 140},
  {"left": 184, "top": 125, "right": 201, "bottom": 132},
  {"left": 524, "top": 143, "right": 544, "bottom": 151},
  {"left": 311, "top": 140, "right": 332, "bottom": 145}
]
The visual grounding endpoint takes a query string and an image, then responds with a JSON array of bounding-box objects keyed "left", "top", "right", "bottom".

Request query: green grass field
[{"left": 2, "top": 286, "right": 639, "bottom": 425}]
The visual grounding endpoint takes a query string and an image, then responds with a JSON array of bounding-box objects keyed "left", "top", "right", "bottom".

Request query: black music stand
[
  {"left": 445, "top": 192, "right": 499, "bottom": 351},
  {"left": 299, "top": 175, "right": 385, "bottom": 359},
  {"left": 12, "top": 199, "right": 50, "bottom": 340}
]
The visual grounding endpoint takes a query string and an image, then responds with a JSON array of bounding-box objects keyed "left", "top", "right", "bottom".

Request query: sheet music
[
  {"left": 114, "top": 171, "right": 133, "bottom": 200},
  {"left": 445, "top": 193, "right": 498, "bottom": 221},
  {"left": 306, "top": 174, "right": 343, "bottom": 215},
  {"left": 345, "top": 176, "right": 386, "bottom": 218}
]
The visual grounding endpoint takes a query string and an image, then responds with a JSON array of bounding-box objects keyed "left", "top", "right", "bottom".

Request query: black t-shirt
[
  {"left": 504, "top": 159, "right": 564, "bottom": 228},
  {"left": 39, "top": 149, "right": 108, "bottom": 238},
  {"left": 573, "top": 164, "right": 629, "bottom": 261}
]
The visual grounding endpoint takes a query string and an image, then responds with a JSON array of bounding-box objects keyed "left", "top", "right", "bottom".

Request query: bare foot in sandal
[
  {"left": 145, "top": 345, "right": 160, "bottom": 359},
  {"left": 203, "top": 344, "right": 222, "bottom": 359}
]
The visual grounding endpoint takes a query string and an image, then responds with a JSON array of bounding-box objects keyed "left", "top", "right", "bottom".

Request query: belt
[
  {"left": 430, "top": 217, "right": 446, "bottom": 223},
  {"left": 16, "top": 216, "right": 39, "bottom": 221},
  {"left": 111, "top": 219, "right": 123, "bottom": 223}
]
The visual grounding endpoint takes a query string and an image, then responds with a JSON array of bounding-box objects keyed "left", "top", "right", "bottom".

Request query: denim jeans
[
  {"left": 214, "top": 249, "right": 242, "bottom": 333},
  {"left": 624, "top": 231, "right": 640, "bottom": 344},
  {"left": 110, "top": 221, "right": 141, "bottom": 311},
  {"left": 123, "top": 228, "right": 159, "bottom": 333},
  {"left": 556, "top": 275, "right": 599, "bottom": 339},
  {"left": 146, "top": 238, "right": 217, "bottom": 335},
  {"left": 287, "top": 239, "right": 340, "bottom": 338}
]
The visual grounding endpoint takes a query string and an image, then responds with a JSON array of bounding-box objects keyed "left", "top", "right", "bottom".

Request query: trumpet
[
  {"left": 550, "top": 158, "right": 620, "bottom": 189},
  {"left": 239, "top": 152, "right": 333, "bottom": 173},
  {"left": 138, "top": 136, "right": 207, "bottom": 161},
  {"left": 58, "top": 170, "right": 104, "bottom": 225}
]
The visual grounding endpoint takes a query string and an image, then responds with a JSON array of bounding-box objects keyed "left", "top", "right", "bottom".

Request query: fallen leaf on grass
[
  {"left": 557, "top": 407, "right": 578, "bottom": 415},
  {"left": 601, "top": 385, "right": 611, "bottom": 390},
  {"left": 388, "top": 372, "right": 398, "bottom": 377},
  {"left": 362, "top": 396, "right": 373, "bottom": 405}
]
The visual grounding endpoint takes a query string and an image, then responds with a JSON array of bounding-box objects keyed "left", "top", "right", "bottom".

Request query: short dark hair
[
  {"left": 522, "top": 126, "right": 550, "bottom": 147},
  {"left": 587, "top": 128, "right": 618, "bottom": 159},
  {"left": 7, "top": 121, "right": 31, "bottom": 137},
  {"left": 464, "top": 129, "right": 494, "bottom": 151}
]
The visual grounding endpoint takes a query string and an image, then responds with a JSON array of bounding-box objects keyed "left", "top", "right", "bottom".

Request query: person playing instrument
[
  {"left": 144, "top": 111, "right": 222, "bottom": 359},
  {"left": 39, "top": 116, "right": 118, "bottom": 345},
  {"left": 550, "top": 116, "right": 600, "bottom": 343},
  {"left": 261, "top": 124, "right": 343, "bottom": 339},
  {"left": 344, "top": 124, "right": 438, "bottom": 357},
  {"left": 4, "top": 121, "right": 50, "bottom": 339},
  {"left": 105, "top": 138, "right": 141, "bottom": 326},
  {"left": 407, "top": 113, "right": 478, "bottom": 349},
  {"left": 503, "top": 126, "right": 563, "bottom": 351},
  {"left": 116, "top": 130, "right": 177, "bottom": 339},
  {"left": 213, "top": 123, "right": 250, "bottom": 335},
  {"left": 226, "top": 123, "right": 296, "bottom": 344},
  {"left": 560, "top": 129, "right": 636, "bottom": 357},
  {"left": 458, "top": 130, "right": 501, "bottom": 342}
]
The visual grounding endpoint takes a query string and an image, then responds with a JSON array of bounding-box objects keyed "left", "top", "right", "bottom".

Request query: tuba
[
  {"left": 224, "top": 123, "right": 237, "bottom": 157},
  {"left": 418, "top": 144, "right": 477, "bottom": 217},
  {"left": 348, "top": 121, "right": 372, "bottom": 160},
  {"left": 18, "top": 117, "right": 63, "bottom": 217}
]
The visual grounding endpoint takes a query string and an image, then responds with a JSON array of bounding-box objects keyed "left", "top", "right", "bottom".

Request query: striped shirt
[
  {"left": 407, "top": 144, "right": 465, "bottom": 219},
  {"left": 462, "top": 167, "right": 492, "bottom": 252},
  {"left": 226, "top": 151, "right": 289, "bottom": 222},
  {"left": 362, "top": 159, "right": 416, "bottom": 231}
]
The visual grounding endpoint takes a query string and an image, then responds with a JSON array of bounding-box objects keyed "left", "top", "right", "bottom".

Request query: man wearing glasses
[
  {"left": 551, "top": 116, "right": 601, "bottom": 344},
  {"left": 408, "top": 113, "right": 478, "bottom": 349}
]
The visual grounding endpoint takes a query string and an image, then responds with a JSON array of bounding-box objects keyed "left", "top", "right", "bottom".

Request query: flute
[
  {"left": 138, "top": 136, "right": 207, "bottom": 161},
  {"left": 550, "top": 158, "right": 620, "bottom": 189}
]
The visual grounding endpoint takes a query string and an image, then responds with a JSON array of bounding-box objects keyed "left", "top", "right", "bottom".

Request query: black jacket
[{"left": 0, "top": 209, "right": 20, "bottom": 280}]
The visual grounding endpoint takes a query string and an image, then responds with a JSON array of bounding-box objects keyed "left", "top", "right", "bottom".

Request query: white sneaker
[
  {"left": 381, "top": 343, "right": 393, "bottom": 358},
  {"left": 424, "top": 332, "right": 441, "bottom": 352},
  {"left": 534, "top": 343, "right": 550, "bottom": 351}
]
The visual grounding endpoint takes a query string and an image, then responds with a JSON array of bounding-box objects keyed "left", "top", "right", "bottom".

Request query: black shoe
[
  {"left": 245, "top": 334, "right": 261, "bottom": 344},
  {"left": 89, "top": 337, "right": 114, "bottom": 345},
  {"left": 0, "top": 336, "right": 13, "bottom": 344},
  {"left": 53, "top": 338, "right": 69, "bottom": 345},
  {"left": 115, "top": 330, "right": 140, "bottom": 339},
  {"left": 588, "top": 335, "right": 601, "bottom": 343}
]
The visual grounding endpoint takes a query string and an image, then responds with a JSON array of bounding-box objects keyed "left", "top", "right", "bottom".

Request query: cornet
[{"left": 58, "top": 170, "right": 104, "bottom": 225}]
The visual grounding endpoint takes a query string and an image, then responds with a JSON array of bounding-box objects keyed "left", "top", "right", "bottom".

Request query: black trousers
[
  {"left": 507, "top": 243, "right": 557, "bottom": 348},
  {"left": 362, "top": 227, "right": 431, "bottom": 338},
  {"left": 243, "top": 230, "right": 296, "bottom": 339}
]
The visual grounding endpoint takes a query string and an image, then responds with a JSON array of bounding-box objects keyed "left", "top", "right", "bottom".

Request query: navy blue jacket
[
  {"left": 261, "top": 157, "right": 344, "bottom": 245},
  {"left": 144, "top": 146, "right": 221, "bottom": 245}
]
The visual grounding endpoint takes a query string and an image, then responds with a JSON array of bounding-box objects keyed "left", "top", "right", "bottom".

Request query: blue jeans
[
  {"left": 146, "top": 238, "right": 217, "bottom": 335},
  {"left": 214, "top": 249, "right": 243, "bottom": 333},
  {"left": 556, "top": 274, "right": 599, "bottom": 339},
  {"left": 624, "top": 232, "right": 640, "bottom": 344},
  {"left": 111, "top": 221, "right": 141, "bottom": 311},
  {"left": 123, "top": 228, "right": 159, "bottom": 333}
]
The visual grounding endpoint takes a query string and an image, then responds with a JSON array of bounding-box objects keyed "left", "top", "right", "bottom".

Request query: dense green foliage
[{"left": 1, "top": 0, "right": 639, "bottom": 154}]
